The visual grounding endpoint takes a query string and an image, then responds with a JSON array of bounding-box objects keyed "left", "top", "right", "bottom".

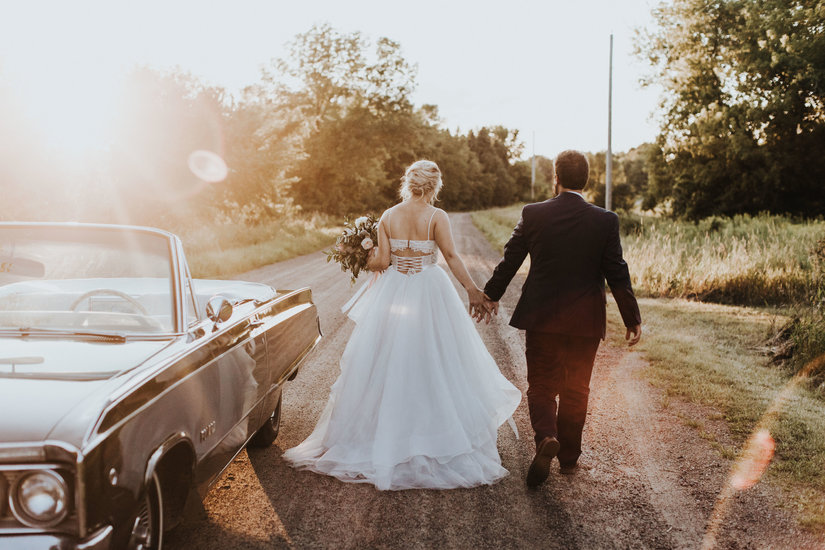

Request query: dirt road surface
[{"left": 167, "top": 213, "right": 822, "bottom": 550}]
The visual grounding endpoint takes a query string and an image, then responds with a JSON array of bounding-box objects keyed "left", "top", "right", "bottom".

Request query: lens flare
[
  {"left": 703, "top": 353, "right": 824, "bottom": 549},
  {"left": 188, "top": 150, "right": 229, "bottom": 183},
  {"left": 730, "top": 429, "right": 775, "bottom": 491}
]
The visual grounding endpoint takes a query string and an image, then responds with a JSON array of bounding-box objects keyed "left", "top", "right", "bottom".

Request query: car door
[
  {"left": 189, "top": 306, "right": 269, "bottom": 489},
  {"left": 256, "top": 289, "right": 320, "bottom": 417}
]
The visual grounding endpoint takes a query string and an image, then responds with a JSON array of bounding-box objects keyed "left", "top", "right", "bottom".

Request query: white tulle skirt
[{"left": 282, "top": 264, "right": 522, "bottom": 490}]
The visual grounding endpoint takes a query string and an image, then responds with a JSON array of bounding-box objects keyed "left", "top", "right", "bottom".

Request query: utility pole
[
  {"left": 531, "top": 131, "right": 536, "bottom": 201},
  {"left": 606, "top": 33, "right": 614, "bottom": 211}
]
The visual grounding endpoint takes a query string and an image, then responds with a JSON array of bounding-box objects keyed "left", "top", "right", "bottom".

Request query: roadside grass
[
  {"left": 606, "top": 299, "right": 825, "bottom": 530},
  {"left": 473, "top": 205, "right": 825, "bottom": 307},
  {"left": 472, "top": 204, "right": 825, "bottom": 530},
  {"left": 620, "top": 213, "right": 825, "bottom": 307},
  {"left": 471, "top": 204, "right": 525, "bottom": 253},
  {"left": 176, "top": 214, "right": 340, "bottom": 278}
]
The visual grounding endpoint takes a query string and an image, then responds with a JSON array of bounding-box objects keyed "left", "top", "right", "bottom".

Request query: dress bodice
[{"left": 389, "top": 238, "right": 438, "bottom": 274}]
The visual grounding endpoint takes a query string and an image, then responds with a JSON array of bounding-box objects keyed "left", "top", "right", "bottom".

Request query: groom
[{"left": 482, "top": 150, "right": 642, "bottom": 487}]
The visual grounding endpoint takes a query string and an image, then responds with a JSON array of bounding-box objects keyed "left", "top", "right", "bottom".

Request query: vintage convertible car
[{"left": 0, "top": 222, "right": 321, "bottom": 549}]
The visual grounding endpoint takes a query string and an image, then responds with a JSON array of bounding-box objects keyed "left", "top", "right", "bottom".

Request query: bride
[{"left": 283, "top": 160, "right": 521, "bottom": 490}]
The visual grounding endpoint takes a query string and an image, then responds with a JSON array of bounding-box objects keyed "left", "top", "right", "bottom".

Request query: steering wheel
[{"left": 70, "top": 289, "right": 149, "bottom": 316}]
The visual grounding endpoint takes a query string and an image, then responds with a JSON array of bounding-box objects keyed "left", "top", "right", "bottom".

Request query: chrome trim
[
  {"left": 152, "top": 471, "right": 164, "bottom": 549},
  {"left": 0, "top": 463, "right": 66, "bottom": 471},
  {"left": 8, "top": 469, "right": 70, "bottom": 528},
  {"left": 0, "top": 445, "right": 45, "bottom": 462},
  {"left": 76, "top": 455, "right": 86, "bottom": 537},
  {"left": 0, "top": 221, "right": 178, "bottom": 240},
  {"left": 0, "top": 441, "right": 80, "bottom": 470},
  {"left": 179, "top": 244, "right": 202, "bottom": 326},
  {"left": 83, "top": 289, "right": 318, "bottom": 452},
  {"left": 169, "top": 234, "right": 184, "bottom": 334}
]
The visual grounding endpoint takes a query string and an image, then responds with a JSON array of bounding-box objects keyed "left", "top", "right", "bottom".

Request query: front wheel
[
  {"left": 249, "top": 397, "right": 282, "bottom": 447},
  {"left": 127, "top": 471, "right": 163, "bottom": 550}
]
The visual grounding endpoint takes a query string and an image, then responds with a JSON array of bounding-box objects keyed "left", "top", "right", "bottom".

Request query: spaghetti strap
[
  {"left": 426, "top": 209, "right": 437, "bottom": 240},
  {"left": 384, "top": 210, "right": 391, "bottom": 239}
]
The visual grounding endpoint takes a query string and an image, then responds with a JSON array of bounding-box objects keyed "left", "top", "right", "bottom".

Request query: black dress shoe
[{"left": 526, "top": 436, "right": 560, "bottom": 487}]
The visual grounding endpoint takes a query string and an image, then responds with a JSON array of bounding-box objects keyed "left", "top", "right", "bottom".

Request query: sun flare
[{"left": 6, "top": 56, "right": 123, "bottom": 156}]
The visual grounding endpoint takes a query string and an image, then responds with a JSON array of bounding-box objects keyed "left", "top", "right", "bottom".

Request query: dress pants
[{"left": 525, "top": 330, "right": 601, "bottom": 466}]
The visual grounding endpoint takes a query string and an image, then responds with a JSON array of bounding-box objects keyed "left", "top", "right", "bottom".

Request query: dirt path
[{"left": 167, "top": 213, "right": 822, "bottom": 549}]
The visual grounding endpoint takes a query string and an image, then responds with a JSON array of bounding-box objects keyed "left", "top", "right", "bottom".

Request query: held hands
[{"left": 467, "top": 287, "right": 498, "bottom": 324}]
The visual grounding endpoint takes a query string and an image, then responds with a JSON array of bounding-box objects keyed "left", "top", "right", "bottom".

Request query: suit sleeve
[
  {"left": 484, "top": 209, "right": 529, "bottom": 302},
  {"left": 601, "top": 212, "right": 642, "bottom": 328}
]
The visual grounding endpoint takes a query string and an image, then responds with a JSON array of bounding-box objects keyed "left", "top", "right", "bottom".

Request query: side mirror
[{"left": 205, "top": 296, "right": 233, "bottom": 324}]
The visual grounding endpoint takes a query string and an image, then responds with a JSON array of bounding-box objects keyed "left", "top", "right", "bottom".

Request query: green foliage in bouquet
[{"left": 326, "top": 214, "right": 379, "bottom": 283}]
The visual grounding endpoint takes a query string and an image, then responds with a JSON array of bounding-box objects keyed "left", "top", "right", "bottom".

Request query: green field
[
  {"left": 177, "top": 213, "right": 340, "bottom": 278},
  {"left": 473, "top": 205, "right": 825, "bottom": 530}
]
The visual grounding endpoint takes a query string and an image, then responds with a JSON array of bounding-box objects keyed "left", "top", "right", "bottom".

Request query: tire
[
  {"left": 127, "top": 471, "right": 164, "bottom": 550},
  {"left": 248, "top": 396, "right": 282, "bottom": 448}
]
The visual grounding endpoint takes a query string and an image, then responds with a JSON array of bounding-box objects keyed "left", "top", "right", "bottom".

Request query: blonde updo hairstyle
[{"left": 400, "top": 160, "right": 442, "bottom": 203}]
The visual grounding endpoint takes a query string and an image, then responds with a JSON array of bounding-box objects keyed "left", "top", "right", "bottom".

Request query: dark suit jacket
[{"left": 484, "top": 192, "right": 641, "bottom": 339}]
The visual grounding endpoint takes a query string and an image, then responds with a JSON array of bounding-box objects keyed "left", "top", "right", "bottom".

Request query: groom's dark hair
[{"left": 554, "top": 150, "right": 589, "bottom": 190}]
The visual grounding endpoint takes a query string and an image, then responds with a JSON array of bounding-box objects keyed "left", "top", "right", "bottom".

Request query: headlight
[{"left": 10, "top": 470, "right": 69, "bottom": 527}]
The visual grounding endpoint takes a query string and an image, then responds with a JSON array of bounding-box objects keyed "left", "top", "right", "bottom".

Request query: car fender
[{"left": 144, "top": 432, "right": 195, "bottom": 487}]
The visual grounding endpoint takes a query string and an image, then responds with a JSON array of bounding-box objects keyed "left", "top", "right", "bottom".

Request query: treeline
[
  {"left": 0, "top": 25, "right": 545, "bottom": 227},
  {"left": 636, "top": 0, "right": 825, "bottom": 220},
  {"left": 7, "top": 1, "right": 822, "bottom": 227}
]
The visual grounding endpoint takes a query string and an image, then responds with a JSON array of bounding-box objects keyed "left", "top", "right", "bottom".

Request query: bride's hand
[{"left": 466, "top": 286, "right": 487, "bottom": 313}]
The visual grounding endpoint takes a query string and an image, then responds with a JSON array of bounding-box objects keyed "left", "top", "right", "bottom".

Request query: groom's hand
[
  {"left": 474, "top": 296, "right": 498, "bottom": 325},
  {"left": 626, "top": 324, "right": 642, "bottom": 346},
  {"left": 486, "top": 298, "right": 499, "bottom": 317}
]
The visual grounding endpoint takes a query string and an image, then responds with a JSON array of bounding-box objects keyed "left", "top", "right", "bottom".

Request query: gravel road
[{"left": 166, "top": 213, "right": 822, "bottom": 550}]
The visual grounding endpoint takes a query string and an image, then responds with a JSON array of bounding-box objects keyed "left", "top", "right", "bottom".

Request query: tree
[
  {"left": 413, "top": 121, "right": 485, "bottom": 210},
  {"left": 636, "top": 0, "right": 825, "bottom": 219},
  {"left": 266, "top": 24, "right": 420, "bottom": 216},
  {"left": 267, "top": 24, "right": 528, "bottom": 216},
  {"left": 467, "top": 126, "right": 525, "bottom": 206}
]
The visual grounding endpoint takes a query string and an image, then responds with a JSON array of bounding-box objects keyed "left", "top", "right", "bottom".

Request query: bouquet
[{"left": 326, "top": 215, "right": 379, "bottom": 283}]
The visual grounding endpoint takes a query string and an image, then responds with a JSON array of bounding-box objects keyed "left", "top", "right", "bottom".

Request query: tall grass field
[{"left": 472, "top": 205, "right": 825, "bottom": 307}]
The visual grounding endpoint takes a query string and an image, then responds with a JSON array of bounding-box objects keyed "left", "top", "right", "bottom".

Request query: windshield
[{"left": 0, "top": 225, "right": 175, "bottom": 334}]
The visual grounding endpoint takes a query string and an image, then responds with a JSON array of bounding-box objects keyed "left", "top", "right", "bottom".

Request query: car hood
[{"left": 0, "top": 338, "right": 174, "bottom": 445}]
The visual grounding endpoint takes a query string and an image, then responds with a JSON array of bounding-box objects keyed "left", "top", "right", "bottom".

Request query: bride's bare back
[
  {"left": 386, "top": 202, "right": 437, "bottom": 252},
  {"left": 364, "top": 160, "right": 489, "bottom": 319}
]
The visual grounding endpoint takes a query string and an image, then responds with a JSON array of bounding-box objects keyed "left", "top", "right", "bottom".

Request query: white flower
[
  {"left": 354, "top": 216, "right": 368, "bottom": 227},
  {"left": 361, "top": 237, "right": 374, "bottom": 250}
]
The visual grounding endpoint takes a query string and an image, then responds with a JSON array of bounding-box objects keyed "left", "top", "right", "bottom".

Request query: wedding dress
[{"left": 283, "top": 214, "right": 521, "bottom": 490}]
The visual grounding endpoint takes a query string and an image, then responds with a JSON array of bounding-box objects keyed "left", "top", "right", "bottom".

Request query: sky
[{"left": 0, "top": 0, "right": 663, "bottom": 158}]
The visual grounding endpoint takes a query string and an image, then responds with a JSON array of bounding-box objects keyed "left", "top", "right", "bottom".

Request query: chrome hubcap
[{"left": 127, "top": 493, "right": 153, "bottom": 550}]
